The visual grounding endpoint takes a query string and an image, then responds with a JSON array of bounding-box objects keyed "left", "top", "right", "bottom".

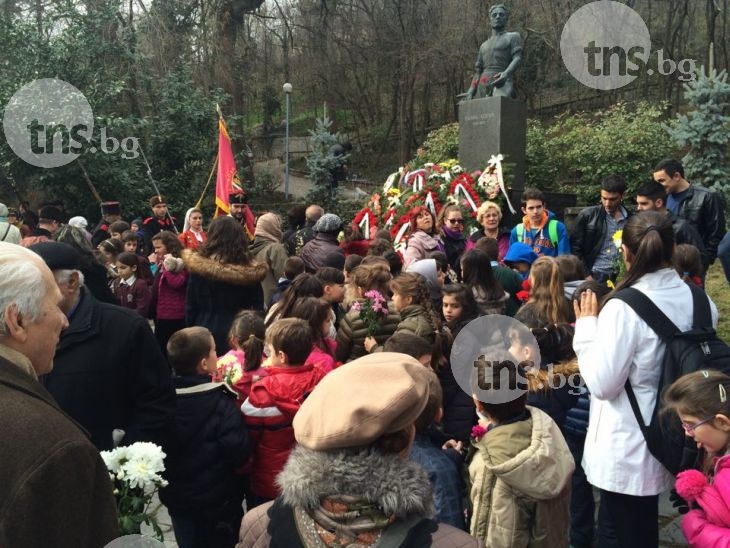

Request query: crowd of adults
[{"left": 0, "top": 156, "right": 728, "bottom": 548}]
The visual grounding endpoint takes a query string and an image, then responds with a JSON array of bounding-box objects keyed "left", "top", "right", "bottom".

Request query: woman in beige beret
[{"left": 236, "top": 353, "right": 482, "bottom": 548}]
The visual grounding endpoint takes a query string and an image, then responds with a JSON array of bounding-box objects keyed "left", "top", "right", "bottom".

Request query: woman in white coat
[{"left": 573, "top": 211, "right": 717, "bottom": 548}]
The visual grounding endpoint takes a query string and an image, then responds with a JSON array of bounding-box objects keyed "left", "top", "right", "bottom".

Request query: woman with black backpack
[{"left": 573, "top": 211, "right": 718, "bottom": 548}]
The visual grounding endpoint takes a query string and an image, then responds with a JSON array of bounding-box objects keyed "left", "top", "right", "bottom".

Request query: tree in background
[
  {"left": 305, "top": 115, "right": 347, "bottom": 211},
  {"left": 665, "top": 52, "right": 730, "bottom": 198}
]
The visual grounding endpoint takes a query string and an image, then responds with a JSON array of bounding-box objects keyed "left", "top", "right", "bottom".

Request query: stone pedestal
[{"left": 458, "top": 97, "right": 526, "bottom": 191}]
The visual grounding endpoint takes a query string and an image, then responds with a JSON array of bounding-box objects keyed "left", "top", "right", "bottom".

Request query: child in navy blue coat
[{"left": 161, "top": 327, "right": 252, "bottom": 548}]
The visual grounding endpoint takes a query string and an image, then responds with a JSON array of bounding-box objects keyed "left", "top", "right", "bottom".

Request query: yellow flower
[
  {"left": 612, "top": 229, "right": 623, "bottom": 249},
  {"left": 387, "top": 188, "right": 401, "bottom": 197}
]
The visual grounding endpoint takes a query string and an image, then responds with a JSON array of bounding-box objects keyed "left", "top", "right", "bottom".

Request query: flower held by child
[{"left": 350, "top": 290, "right": 389, "bottom": 337}]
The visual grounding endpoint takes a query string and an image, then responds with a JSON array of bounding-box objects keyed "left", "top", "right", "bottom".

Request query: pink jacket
[
  {"left": 306, "top": 340, "right": 338, "bottom": 374},
  {"left": 403, "top": 230, "right": 442, "bottom": 268},
  {"left": 682, "top": 454, "right": 730, "bottom": 547},
  {"left": 155, "top": 267, "right": 188, "bottom": 320}
]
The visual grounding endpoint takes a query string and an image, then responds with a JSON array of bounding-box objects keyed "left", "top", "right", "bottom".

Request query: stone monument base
[{"left": 458, "top": 97, "right": 526, "bottom": 190}]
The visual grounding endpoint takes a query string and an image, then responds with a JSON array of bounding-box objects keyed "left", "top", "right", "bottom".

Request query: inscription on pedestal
[{"left": 458, "top": 97, "right": 526, "bottom": 191}]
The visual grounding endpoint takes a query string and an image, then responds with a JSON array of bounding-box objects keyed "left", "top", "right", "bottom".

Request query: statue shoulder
[{"left": 506, "top": 31, "right": 523, "bottom": 45}]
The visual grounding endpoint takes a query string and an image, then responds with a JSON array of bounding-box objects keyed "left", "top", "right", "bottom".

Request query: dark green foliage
[
  {"left": 305, "top": 116, "right": 348, "bottom": 211},
  {"left": 0, "top": 6, "right": 225, "bottom": 223},
  {"left": 525, "top": 102, "right": 675, "bottom": 203},
  {"left": 665, "top": 64, "right": 730, "bottom": 197}
]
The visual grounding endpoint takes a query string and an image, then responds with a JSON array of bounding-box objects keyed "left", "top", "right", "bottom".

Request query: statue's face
[{"left": 490, "top": 7, "right": 507, "bottom": 30}]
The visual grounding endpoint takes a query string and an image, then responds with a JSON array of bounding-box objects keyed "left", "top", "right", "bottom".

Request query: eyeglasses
[
  {"left": 681, "top": 416, "right": 715, "bottom": 433},
  {"left": 448, "top": 219, "right": 465, "bottom": 225}
]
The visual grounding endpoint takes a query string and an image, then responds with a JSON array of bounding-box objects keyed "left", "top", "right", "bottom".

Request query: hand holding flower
[{"left": 364, "top": 336, "right": 377, "bottom": 353}]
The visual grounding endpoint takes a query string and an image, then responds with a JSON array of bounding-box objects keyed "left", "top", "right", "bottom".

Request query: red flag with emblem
[{"left": 214, "top": 117, "right": 254, "bottom": 238}]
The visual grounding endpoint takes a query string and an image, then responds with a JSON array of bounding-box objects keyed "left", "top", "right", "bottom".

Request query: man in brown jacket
[{"left": 0, "top": 243, "right": 119, "bottom": 548}]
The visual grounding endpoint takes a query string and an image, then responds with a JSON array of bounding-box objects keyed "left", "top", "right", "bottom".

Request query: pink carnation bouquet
[{"left": 350, "top": 290, "right": 389, "bottom": 337}]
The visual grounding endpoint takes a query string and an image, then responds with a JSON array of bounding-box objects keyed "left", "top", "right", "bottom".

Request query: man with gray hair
[
  {"left": 294, "top": 204, "right": 324, "bottom": 255},
  {"left": 0, "top": 242, "right": 119, "bottom": 547},
  {"left": 0, "top": 203, "right": 21, "bottom": 244},
  {"left": 29, "top": 241, "right": 176, "bottom": 451}
]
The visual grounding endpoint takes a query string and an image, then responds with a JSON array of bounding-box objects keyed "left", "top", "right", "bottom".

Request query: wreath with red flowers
[
  {"left": 353, "top": 208, "right": 378, "bottom": 239},
  {"left": 449, "top": 173, "right": 482, "bottom": 217},
  {"left": 390, "top": 211, "right": 414, "bottom": 244}
]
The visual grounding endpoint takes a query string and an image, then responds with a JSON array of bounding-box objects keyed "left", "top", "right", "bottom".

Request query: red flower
[
  {"left": 516, "top": 278, "right": 531, "bottom": 302},
  {"left": 471, "top": 425, "right": 487, "bottom": 441}
]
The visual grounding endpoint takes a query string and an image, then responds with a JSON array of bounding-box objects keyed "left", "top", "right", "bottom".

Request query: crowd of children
[{"left": 5, "top": 190, "right": 729, "bottom": 548}]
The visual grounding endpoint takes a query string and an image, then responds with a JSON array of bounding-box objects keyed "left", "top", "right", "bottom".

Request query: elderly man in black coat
[
  {"left": 0, "top": 242, "right": 119, "bottom": 547},
  {"left": 30, "top": 241, "right": 176, "bottom": 452}
]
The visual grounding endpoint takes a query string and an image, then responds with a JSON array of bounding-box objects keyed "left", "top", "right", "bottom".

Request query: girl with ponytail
[
  {"left": 365, "top": 272, "right": 445, "bottom": 368},
  {"left": 573, "top": 211, "right": 719, "bottom": 547},
  {"left": 213, "top": 310, "right": 268, "bottom": 404}
]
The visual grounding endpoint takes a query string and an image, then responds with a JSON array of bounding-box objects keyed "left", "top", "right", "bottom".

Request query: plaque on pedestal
[{"left": 458, "top": 96, "right": 526, "bottom": 191}]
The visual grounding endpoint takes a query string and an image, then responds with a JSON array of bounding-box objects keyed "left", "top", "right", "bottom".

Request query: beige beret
[{"left": 294, "top": 352, "right": 431, "bottom": 450}]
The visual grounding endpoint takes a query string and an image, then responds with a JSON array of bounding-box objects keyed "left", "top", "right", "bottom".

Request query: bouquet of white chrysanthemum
[{"left": 101, "top": 442, "right": 168, "bottom": 539}]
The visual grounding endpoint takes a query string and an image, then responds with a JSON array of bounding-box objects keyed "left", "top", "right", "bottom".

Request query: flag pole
[
  {"left": 138, "top": 146, "right": 179, "bottom": 234},
  {"left": 195, "top": 156, "right": 219, "bottom": 209}
]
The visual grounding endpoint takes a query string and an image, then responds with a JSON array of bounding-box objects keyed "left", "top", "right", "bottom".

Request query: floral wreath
[
  {"left": 353, "top": 208, "right": 378, "bottom": 239},
  {"left": 448, "top": 173, "right": 481, "bottom": 216}
]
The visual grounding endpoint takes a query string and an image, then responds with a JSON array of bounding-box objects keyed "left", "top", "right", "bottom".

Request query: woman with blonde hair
[
  {"left": 466, "top": 201, "right": 510, "bottom": 263},
  {"left": 515, "top": 256, "right": 571, "bottom": 326}
]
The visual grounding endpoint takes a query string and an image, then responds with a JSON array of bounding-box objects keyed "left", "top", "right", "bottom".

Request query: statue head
[{"left": 489, "top": 4, "right": 508, "bottom": 30}]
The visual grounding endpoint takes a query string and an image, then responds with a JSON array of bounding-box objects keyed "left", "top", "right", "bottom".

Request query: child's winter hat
[{"left": 503, "top": 242, "right": 538, "bottom": 266}]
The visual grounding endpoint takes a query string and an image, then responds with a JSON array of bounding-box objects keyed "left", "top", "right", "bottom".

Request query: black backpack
[{"left": 613, "top": 283, "right": 730, "bottom": 475}]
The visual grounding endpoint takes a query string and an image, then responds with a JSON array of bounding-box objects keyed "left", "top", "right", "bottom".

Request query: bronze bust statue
[{"left": 463, "top": 4, "right": 523, "bottom": 100}]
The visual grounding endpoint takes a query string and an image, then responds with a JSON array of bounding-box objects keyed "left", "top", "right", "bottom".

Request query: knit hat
[
  {"left": 68, "top": 216, "right": 88, "bottom": 230},
  {"left": 149, "top": 195, "right": 166, "bottom": 208},
  {"left": 293, "top": 352, "right": 431, "bottom": 450},
  {"left": 254, "top": 212, "right": 283, "bottom": 242},
  {"left": 29, "top": 241, "right": 84, "bottom": 271},
  {"left": 313, "top": 213, "right": 343, "bottom": 234}
]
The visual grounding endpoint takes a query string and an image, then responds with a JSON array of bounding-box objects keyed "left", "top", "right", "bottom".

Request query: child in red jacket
[{"left": 241, "top": 318, "right": 326, "bottom": 506}]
